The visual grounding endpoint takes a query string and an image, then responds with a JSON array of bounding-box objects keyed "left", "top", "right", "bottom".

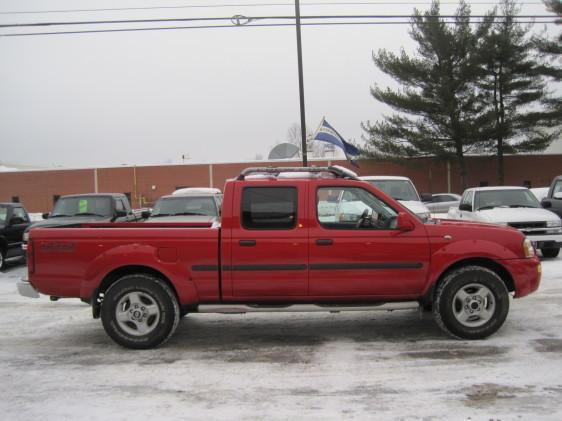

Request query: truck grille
[{"left": 507, "top": 221, "right": 547, "bottom": 234}]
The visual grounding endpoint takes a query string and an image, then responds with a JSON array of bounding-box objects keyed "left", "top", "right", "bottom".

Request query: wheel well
[
  {"left": 429, "top": 258, "right": 515, "bottom": 302},
  {"left": 91, "top": 265, "right": 179, "bottom": 318}
]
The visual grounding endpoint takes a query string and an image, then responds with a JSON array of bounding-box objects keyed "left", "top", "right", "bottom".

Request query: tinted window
[
  {"left": 52, "top": 196, "right": 112, "bottom": 217},
  {"left": 12, "top": 207, "right": 29, "bottom": 222},
  {"left": 242, "top": 187, "right": 297, "bottom": 230},
  {"left": 152, "top": 196, "right": 218, "bottom": 217},
  {"left": 368, "top": 179, "right": 419, "bottom": 201},
  {"left": 0, "top": 206, "right": 7, "bottom": 223},
  {"left": 115, "top": 199, "right": 125, "bottom": 212},
  {"left": 317, "top": 187, "right": 398, "bottom": 230}
]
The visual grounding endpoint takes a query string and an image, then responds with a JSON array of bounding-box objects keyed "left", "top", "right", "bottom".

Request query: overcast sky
[{"left": 0, "top": 0, "right": 560, "bottom": 168}]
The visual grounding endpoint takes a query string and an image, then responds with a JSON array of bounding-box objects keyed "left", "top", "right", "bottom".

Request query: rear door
[
  {"left": 226, "top": 181, "right": 308, "bottom": 298},
  {"left": 309, "top": 181, "right": 430, "bottom": 298}
]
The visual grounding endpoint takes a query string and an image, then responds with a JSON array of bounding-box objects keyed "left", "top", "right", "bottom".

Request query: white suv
[{"left": 360, "top": 175, "right": 431, "bottom": 221}]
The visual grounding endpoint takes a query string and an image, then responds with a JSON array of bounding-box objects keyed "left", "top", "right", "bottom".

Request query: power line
[
  {"left": 1, "top": 19, "right": 556, "bottom": 38},
  {"left": 0, "top": 14, "right": 554, "bottom": 29},
  {"left": 0, "top": 2, "right": 546, "bottom": 16}
]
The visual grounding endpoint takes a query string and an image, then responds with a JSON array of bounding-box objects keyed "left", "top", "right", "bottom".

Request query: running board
[{"left": 197, "top": 302, "right": 419, "bottom": 314}]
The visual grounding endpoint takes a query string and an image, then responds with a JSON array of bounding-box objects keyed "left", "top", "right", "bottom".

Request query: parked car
[
  {"left": 530, "top": 187, "right": 550, "bottom": 202},
  {"left": 19, "top": 166, "right": 541, "bottom": 349},
  {"left": 0, "top": 203, "right": 31, "bottom": 269},
  {"left": 422, "top": 193, "right": 461, "bottom": 214},
  {"left": 448, "top": 186, "right": 562, "bottom": 258},
  {"left": 23, "top": 193, "right": 142, "bottom": 249},
  {"left": 359, "top": 175, "right": 431, "bottom": 221},
  {"left": 144, "top": 188, "right": 222, "bottom": 223},
  {"left": 540, "top": 175, "right": 562, "bottom": 219}
]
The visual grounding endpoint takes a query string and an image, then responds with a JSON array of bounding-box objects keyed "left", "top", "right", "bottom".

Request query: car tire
[
  {"left": 433, "top": 265, "right": 509, "bottom": 340},
  {"left": 0, "top": 248, "right": 5, "bottom": 271},
  {"left": 541, "top": 247, "right": 560, "bottom": 258},
  {"left": 101, "top": 274, "right": 180, "bottom": 349}
]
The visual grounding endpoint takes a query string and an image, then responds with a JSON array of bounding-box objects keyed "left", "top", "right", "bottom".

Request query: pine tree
[
  {"left": 478, "top": 0, "right": 560, "bottom": 185},
  {"left": 362, "top": 1, "right": 493, "bottom": 190}
]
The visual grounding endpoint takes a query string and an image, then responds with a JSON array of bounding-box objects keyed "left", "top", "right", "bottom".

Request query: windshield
[
  {"left": 475, "top": 190, "right": 540, "bottom": 211},
  {"left": 0, "top": 206, "right": 7, "bottom": 223},
  {"left": 52, "top": 196, "right": 112, "bottom": 217},
  {"left": 151, "top": 196, "right": 218, "bottom": 217},
  {"left": 368, "top": 180, "right": 420, "bottom": 201}
]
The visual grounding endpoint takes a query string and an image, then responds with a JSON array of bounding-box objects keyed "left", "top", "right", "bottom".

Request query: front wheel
[
  {"left": 541, "top": 247, "right": 560, "bottom": 258},
  {"left": 433, "top": 266, "right": 509, "bottom": 340},
  {"left": 101, "top": 274, "right": 180, "bottom": 349}
]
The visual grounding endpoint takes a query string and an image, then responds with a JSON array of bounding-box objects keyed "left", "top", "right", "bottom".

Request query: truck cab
[{"left": 0, "top": 203, "right": 31, "bottom": 270}]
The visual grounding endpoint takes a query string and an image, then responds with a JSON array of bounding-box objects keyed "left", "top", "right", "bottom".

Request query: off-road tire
[
  {"left": 433, "top": 265, "right": 509, "bottom": 340},
  {"left": 0, "top": 248, "right": 6, "bottom": 271},
  {"left": 541, "top": 247, "right": 560, "bottom": 258},
  {"left": 101, "top": 274, "right": 180, "bottom": 349}
]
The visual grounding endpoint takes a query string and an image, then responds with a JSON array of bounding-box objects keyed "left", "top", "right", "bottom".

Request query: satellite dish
[{"left": 268, "top": 143, "right": 300, "bottom": 160}]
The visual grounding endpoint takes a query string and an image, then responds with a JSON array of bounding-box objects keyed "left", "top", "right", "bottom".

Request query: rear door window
[{"left": 242, "top": 187, "right": 297, "bottom": 230}]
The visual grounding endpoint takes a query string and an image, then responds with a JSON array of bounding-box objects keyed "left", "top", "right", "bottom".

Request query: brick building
[{"left": 1, "top": 154, "right": 560, "bottom": 213}]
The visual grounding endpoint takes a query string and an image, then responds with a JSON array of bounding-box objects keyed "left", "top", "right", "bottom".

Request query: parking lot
[{"left": 1, "top": 258, "right": 561, "bottom": 420}]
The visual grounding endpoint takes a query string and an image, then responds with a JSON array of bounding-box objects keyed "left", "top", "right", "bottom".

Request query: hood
[
  {"left": 26, "top": 215, "right": 110, "bottom": 231},
  {"left": 398, "top": 200, "right": 430, "bottom": 216},
  {"left": 476, "top": 207, "right": 560, "bottom": 224},
  {"left": 145, "top": 215, "right": 217, "bottom": 223}
]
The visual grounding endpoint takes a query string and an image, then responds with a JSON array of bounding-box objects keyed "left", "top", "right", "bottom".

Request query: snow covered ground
[{"left": 1, "top": 259, "right": 561, "bottom": 420}]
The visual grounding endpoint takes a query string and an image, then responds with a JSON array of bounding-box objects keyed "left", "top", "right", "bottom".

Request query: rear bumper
[
  {"left": 502, "top": 257, "right": 541, "bottom": 298},
  {"left": 17, "top": 276, "right": 40, "bottom": 299}
]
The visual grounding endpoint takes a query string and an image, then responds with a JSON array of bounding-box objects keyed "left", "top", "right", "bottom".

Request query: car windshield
[
  {"left": 0, "top": 206, "right": 7, "bottom": 223},
  {"left": 475, "top": 190, "right": 540, "bottom": 211},
  {"left": 368, "top": 180, "right": 420, "bottom": 201},
  {"left": 151, "top": 196, "right": 217, "bottom": 217},
  {"left": 52, "top": 196, "right": 112, "bottom": 217}
]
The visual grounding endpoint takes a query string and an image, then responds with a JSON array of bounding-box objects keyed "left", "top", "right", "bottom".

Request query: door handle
[
  {"left": 239, "top": 240, "right": 256, "bottom": 247},
  {"left": 316, "top": 239, "right": 333, "bottom": 246}
]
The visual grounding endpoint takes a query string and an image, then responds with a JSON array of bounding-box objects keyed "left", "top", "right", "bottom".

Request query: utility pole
[{"left": 294, "top": 0, "right": 308, "bottom": 166}]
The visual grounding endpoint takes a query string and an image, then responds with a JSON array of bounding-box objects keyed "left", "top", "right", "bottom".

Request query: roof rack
[{"left": 236, "top": 166, "right": 359, "bottom": 180}]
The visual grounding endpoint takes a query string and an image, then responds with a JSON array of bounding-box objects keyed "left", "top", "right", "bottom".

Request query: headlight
[
  {"left": 546, "top": 220, "right": 562, "bottom": 228},
  {"left": 523, "top": 238, "right": 535, "bottom": 258},
  {"left": 23, "top": 231, "right": 29, "bottom": 242}
]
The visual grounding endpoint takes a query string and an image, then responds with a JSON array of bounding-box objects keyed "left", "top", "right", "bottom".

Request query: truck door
[
  {"left": 309, "top": 183, "right": 430, "bottom": 297},
  {"left": 227, "top": 182, "right": 308, "bottom": 298}
]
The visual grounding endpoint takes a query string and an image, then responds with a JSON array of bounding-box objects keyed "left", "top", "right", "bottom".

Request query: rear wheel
[
  {"left": 433, "top": 266, "right": 509, "bottom": 340},
  {"left": 541, "top": 247, "right": 560, "bottom": 258},
  {"left": 101, "top": 274, "right": 180, "bottom": 349}
]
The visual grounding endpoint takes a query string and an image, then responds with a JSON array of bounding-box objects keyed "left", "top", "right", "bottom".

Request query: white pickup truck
[{"left": 448, "top": 186, "right": 562, "bottom": 258}]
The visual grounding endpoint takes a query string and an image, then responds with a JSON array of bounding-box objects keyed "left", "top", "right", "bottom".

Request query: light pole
[{"left": 294, "top": 0, "right": 308, "bottom": 167}]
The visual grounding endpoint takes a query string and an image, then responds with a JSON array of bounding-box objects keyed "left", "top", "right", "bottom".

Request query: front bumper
[
  {"left": 502, "top": 257, "right": 541, "bottom": 298},
  {"left": 17, "top": 276, "right": 40, "bottom": 298}
]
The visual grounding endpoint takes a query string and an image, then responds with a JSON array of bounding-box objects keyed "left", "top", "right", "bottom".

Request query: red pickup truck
[{"left": 18, "top": 167, "right": 541, "bottom": 349}]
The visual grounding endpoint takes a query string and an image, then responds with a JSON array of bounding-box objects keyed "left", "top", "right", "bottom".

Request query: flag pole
[{"left": 294, "top": 0, "right": 307, "bottom": 167}]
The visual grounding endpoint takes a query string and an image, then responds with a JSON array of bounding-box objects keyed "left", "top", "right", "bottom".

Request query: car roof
[
  {"left": 359, "top": 175, "right": 411, "bottom": 181},
  {"left": 0, "top": 202, "right": 23, "bottom": 207},
  {"left": 61, "top": 193, "right": 125, "bottom": 198},
  {"left": 466, "top": 186, "right": 528, "bottom": 192},
  {"left": 159, "top": 194, "right": 218, "bottom": 200},
  {"left": 172, "top": 187, "right": 221, "bottom": 196}
]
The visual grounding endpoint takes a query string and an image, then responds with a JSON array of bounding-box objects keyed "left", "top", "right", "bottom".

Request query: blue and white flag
[{"left": 312, "top": 117, "right": 360, "bottom": 167}]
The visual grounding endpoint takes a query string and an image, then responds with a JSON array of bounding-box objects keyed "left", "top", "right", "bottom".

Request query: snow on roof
[
  {"left": 467, "top": 186, "right": 528, "bottom": 191},
  {"left": 359, "top": 175, "right": 411, "bottom": 181}
]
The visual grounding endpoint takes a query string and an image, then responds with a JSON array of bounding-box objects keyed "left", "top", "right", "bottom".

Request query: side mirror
[
  {"left": 459, "top": 203, "right": 472, "bottom": 212},
  {"left": 141, "top": 210, "right": 151, "bottom": 219},
  {"left": 420, "top": 193, "right": 433, "bottom": 202},
  {"left": 42, "top": 212, "right": 50, "bottom": 219},
  {"left": 553, "top": 192, "right": 562, "bottom": 200},
  {"left": 397, "top": 212, "right": 415, "bottom": 232},
  {"left": 541, "top": 199, "right": 552, "bottom": 208}
]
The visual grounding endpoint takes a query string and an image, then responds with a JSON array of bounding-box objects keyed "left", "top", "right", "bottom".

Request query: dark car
[
  {"left": 0, "top": 203, "right": 31, "bottom": 270},
  {"left": 23, "top": 193, "right": 141, "bottom": 249},
  {"left": 541, "top": 175, "right": 562, "bottom": 219}
]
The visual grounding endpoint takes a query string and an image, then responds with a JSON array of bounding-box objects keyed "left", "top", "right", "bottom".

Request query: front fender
[{"left": 424, "top": 239, "right": 520, "bottom": 295}]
